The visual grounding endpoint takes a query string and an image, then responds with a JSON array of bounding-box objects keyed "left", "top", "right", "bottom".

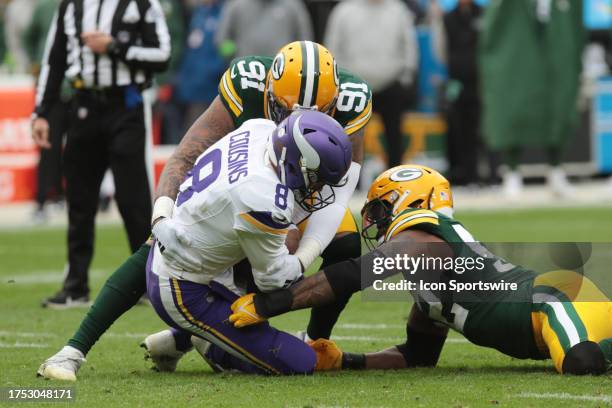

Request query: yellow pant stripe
[{"left": 170, "top": 279, "right": 280, "bottom": 374}]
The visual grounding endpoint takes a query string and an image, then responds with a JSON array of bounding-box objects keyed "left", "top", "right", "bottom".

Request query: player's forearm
[
  {"left": 251, "top": 270, "right": 336, "bottom": 318},
  {"left": 155, "top": 97, "right": 234, "bottom": 200},
  {"left": 290, "top": 270, "right": 336, "bottom": 310},
  {"left": 350, "top": 128, "right": 365, "bottom": 164}
]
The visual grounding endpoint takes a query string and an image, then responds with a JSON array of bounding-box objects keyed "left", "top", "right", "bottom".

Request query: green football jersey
[
  {"left": 218, "top": 56, "right": 372, "bottom": 135},
  {"left": 385, "top": 208, "right": 543, "bottom": 359}
]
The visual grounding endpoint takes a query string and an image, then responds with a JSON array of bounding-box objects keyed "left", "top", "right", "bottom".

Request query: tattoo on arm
[
  {"left": 350, "top": 127, "right": 365, "bottom": 164},
  {"left": 289, "top": 271, "right": 336, "bottom": 310},
  {"left": 155, "top": 96, "right": 235, "bottom": 200}
]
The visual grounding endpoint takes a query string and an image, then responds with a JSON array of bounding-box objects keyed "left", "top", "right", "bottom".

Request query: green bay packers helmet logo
[
  {"left": 271, "top": 53, "right": 285, "bottom": 81},
  {"left": 390, "top": 168, "right": 423, "bottom": 182}
]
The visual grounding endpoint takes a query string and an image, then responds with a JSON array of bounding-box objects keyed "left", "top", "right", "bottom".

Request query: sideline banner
[{"left": 0, "top": 77, "right": 37, "bottom": 203}]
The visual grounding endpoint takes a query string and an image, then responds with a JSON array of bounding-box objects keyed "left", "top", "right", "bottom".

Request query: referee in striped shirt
[{"left": 31, "top": 0, "right": 171, "bottom": 308}]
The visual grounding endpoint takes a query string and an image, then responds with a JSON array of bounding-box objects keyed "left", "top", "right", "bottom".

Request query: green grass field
[{"left": 0, "top": 207, "right": 611, "bottom": 407}]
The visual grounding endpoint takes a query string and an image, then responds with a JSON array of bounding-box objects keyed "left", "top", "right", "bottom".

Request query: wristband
[
  {"left": 152, "top": 196, "right": 175, "bottom": 224},
  {"left": 342, "top": 353, "right": 366, "bottom": 370},
  {"left": 253, "top": 289, "right": 293, "bottom": 318}
]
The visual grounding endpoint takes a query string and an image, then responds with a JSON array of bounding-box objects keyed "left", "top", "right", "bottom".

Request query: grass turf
[{"left": 0, "top": 207, "right": 611, "bottom": 407}]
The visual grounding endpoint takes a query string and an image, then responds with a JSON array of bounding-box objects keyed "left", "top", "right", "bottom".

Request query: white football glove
[
  {"left": 254, "top": 254, "right": 303, "bottom": 292},
  {"left": 151, "top": 218, "right": 199, "bottom": 270}
]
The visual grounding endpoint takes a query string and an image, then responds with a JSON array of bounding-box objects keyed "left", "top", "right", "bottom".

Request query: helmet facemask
[
  {"left": 267, "top": 86, "right": 292, "bottom": 123},
  {"left": 267, "top": 83, "right": 338, "bottom": 124},
  {"left": 294, "top": 167, "right": 347, "bottom": 213},
  {"left": 361, "top": 196, "right": 395, "bottom": 251}
]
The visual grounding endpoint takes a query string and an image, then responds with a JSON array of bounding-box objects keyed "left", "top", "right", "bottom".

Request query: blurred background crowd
[{"left": 0, "top": 0, "right": 611, "bottom": 221}]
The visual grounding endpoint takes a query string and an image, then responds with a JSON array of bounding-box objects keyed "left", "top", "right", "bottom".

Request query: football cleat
[
  {"left": 309, "top": 338, "right": 343, "bottom": 371},
  {"left": 141, "top": 330, "right": 190, "bottom": 372},
  {"left": 191, "top": 336, "right": 228, "bottom": 373},
  {"left": 37, "top": 346, "right": 86, "bottom": 381},
  {"left": 41, "top": 291, "right": 91, "bottom": 310}
]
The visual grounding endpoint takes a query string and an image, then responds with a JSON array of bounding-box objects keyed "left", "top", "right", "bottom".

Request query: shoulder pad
[
  {"left": 239, "top": 118, "right": 276, "bottom": 132},
  {"left": 334, "top": 69, "right": 373, "bottom": 135},
  {"left": 231, "top": 174, "right": 294, "bottom": 223},
  {"left": 385, "top": 209, "right": 439, "bottom": 242},
  {"left": 218, "top": 56, "right": 272, "bottom": 120}
]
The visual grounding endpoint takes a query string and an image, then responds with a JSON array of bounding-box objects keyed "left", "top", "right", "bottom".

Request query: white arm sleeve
[
  {"left": 234, "top": 215, "right": 303, "bottom": 292},
  {"left": 295, "top": 162, "right": 361, "bottom": 268}
]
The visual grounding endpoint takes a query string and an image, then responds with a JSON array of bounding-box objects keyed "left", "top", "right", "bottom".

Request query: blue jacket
[{"left": 175, "top": 2, "right": 226, "bottom": 104}]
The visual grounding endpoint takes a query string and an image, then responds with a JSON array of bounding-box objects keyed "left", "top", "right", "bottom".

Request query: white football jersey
[{"left": 152, "top": 119, "right": 300, "bottom": 291}]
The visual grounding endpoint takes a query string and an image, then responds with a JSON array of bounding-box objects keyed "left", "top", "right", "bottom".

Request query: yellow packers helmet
[
  {"left": 265, "top": 41, "right": 339, "bottom": 123},
  {"left": 361, "top": 165, "right": 454, "bottom": 248}
]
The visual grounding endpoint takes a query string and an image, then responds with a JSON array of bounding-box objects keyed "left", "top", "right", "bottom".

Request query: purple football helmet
[{"left": 268, "top": 111, "right": 352, "bottom": 212}]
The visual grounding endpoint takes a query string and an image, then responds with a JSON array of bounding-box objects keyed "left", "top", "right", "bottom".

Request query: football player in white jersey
[{"left": 143, "top": 110, "right": 352, "bottom": 375}]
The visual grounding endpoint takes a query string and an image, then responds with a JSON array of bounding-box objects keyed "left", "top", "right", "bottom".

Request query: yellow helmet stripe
[
  {"left": 344, "top": 99, "right": 372, "bottom": 135},
  {"left": 385, "top": 210, "right": 439, "bottom": 241},
  {"left": 220, "top": 70, "right": 243, "bottom": 116},
  {"left": 298, "top": 41, "right": 319, "bottom": 108}
]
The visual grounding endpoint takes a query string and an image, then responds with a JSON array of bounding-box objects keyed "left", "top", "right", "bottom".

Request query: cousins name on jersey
[{"left": 228, "top": 131, "right": 250, "bottom": 184}]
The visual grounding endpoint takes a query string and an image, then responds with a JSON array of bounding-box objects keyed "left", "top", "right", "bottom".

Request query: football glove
[
  {"left": 309, "top": 338, "right": 343, "bottom": 371},
  {"left": 229, "top": 294, "right": 267, "bottom": 328}
]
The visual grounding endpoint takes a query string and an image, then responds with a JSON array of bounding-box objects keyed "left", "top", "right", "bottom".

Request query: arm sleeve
[
  {"left": 296, "top": 162, "right": 361, "bottom": 266},
  {"left": 34, "top": 5, "right": 67, "bottom": 119},
  {"left": 113, "top": 0, "right": 171, "bottom": 72},
  {"left": 235, "top": 211, "right": 303, "bottom": 292}
]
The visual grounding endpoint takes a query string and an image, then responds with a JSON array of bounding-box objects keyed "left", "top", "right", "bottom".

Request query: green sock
[{"left": 67, "top": 244, "right": 151, "bottom": 355}]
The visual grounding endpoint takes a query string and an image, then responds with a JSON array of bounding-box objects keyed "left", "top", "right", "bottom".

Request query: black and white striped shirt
[{"left": 35, "top": 0, "right": 171, "bottom": 118}]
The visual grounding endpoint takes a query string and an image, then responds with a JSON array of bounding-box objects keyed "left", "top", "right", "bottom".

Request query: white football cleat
[
  {"left": 141, "top": 329, "right": 190, "bottom": 372},
  {"left": 37, "top": 346, "right": 85, "bottom": 381},
  {"left": 191, "top": 336, "right": 227, "bottom": 373}
]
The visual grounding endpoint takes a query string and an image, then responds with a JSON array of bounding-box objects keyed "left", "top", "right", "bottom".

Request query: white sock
[{"left": 61, "top": 345, "right": 85, "bottom": 358}]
